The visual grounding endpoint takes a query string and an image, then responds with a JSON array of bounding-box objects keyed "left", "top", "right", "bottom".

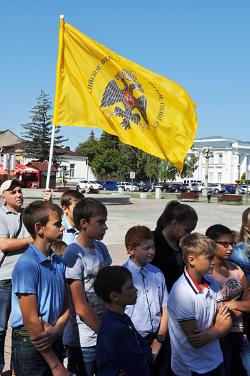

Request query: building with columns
[{"left": 189, "top": 136, "right": 250, "bottom": 184}]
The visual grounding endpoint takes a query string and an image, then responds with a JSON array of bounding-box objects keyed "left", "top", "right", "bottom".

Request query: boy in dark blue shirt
[{"left": 94, "top": 266, "right": 152, "bottom": 376}]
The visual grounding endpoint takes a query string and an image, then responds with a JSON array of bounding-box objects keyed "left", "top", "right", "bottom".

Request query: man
[{"left": 0, "top": 179, "right": 32, "bottom": 374}]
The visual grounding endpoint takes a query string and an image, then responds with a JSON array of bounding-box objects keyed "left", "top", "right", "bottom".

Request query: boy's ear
[
  {"left": 187, "top": 254, "right": 196, "bottom": 267},
  {"left": 110, "top": 291, "right": 120, "bottom": 303},
  {"left": 34, "top": 221, "right": 43, "bottom": 235},
  {"left": 126, "top": 245, "right": 135, "bottom": 256},
  {"left": 79, "top": 218, "right": 88, "bottom": 228}
]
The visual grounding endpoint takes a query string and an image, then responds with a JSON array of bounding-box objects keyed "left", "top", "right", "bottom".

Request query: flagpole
[
  {"left": 46, "top": 15, "right": 65, "bottom": 190},
  {"left": 45, "top": 123, "right": 56, "bottom": 189}
]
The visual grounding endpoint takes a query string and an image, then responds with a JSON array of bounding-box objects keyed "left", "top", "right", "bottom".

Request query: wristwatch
[{"left": 156, "top": 335, "right": 166, "bottom": 343}]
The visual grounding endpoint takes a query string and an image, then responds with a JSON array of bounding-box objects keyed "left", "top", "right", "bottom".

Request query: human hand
[
  {"left": 187, "top": 329, "right": 215, "bottom": 348},
  {"left": 30, "top": 319, "right": 60, "bottom": 351},
  {"left": 224, "top": 301, "right": 238, "bottom": 311},
  {"left": 43, "top": 189, "right": 53, "bottom": 202},
  {"left": 151, "top": 338, "right": 162, "bottom": 358},
  {"left": 51, "top": 362, "right": 72, "bottom": 376},
  {"left": 214, "top": 304, "right": 231, "bottom": 328}
]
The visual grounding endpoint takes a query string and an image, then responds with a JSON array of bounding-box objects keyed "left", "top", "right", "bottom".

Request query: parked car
[
  {"left": 117, "top": 181, "right": 139, "bottom": 192},
  {"left": 207, "top": 183, "right": 226, "bottom": 194},
  {"left": 173, "top": 183, "right": 187, "bottom": 192},
  {"left": 102, "top": 181, "right": 118, "bottom": 191},
  {"left": 184, "top": 183, "right": 199, "bottom": 192},
  {"left": 161, "top": 183, "right": 176, "bottom": 193},
  {"left": 239, "top": 185, "right": 250, "bottom": 194},
  {"left": 225, "top": 184, "right": 236, "bottom": 194},
  {"left": 134, "top": 182, "right": 150, "bottom": 192},
  {"left": 75, "top": 180, "right": 100, "bottom": 192},
  {"left": 89, "top": 180, "right": 103, "bottom": 190}
]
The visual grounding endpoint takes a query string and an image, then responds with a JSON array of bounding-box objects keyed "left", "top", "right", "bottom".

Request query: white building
[{"left": 189, "top": 136, "right": 250, "bottom": 184}]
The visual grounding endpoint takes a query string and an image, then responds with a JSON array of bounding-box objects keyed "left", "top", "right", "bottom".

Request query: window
[
  {"left": 209, "top": 172, "right": 214, "bottom": 180},
  {"left": 218, "top": 172, "right": 222, "bottom": 182},
  {"left": 70, "top": 164, "right": 75, "bottom": 177},
  {"left": 209, "top": 156, "right": 214, "bottom": 164},
  {"left": 218, "top": 154, "right": 223, "bottom": 164}
]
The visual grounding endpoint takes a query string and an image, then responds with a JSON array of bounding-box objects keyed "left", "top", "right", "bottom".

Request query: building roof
[
  {"left": 193, "top": 135, "right": 250, "bottom": 150},
  {"left": 27, "top": 161, "right": 57, "bottom": 172}
]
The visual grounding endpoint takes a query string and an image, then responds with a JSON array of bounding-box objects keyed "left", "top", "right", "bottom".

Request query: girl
[
  {"left": 206, "top": 224, "right": 250, "bottom": 376},
  {"left": 152, "top": 200, "right": 198, "bottom": 292}
]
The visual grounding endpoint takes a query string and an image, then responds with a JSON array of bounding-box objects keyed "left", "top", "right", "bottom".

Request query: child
[
  {"left": 123, "top": 225, "right": 169, "bottom": 375},
  {"left": 168, "top": 233, "right": 232, "bottom": 376},
  {"left": 63, "top": 198, "right": 112, "bottom": 376},
  {"left": 206, "top": 224, "right": 250, "bottom": 376},
  {"left": 152, "top": 200, "right": 198, "bottom": 292},
  {"left": 60, "top": 189, "right": 84, "bottom": 245},
  {"left": 11, "top": 200, "right": 70, "bottom": 376},
  {"left": 94, "top": 265, "right": 153, "bottom": 375}
]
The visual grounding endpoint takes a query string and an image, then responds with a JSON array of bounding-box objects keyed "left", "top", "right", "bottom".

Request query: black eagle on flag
[{"left": 101, "top": 69, "right": 149, "bottom": 130}]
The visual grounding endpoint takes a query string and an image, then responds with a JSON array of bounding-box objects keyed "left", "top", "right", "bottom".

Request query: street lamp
[
  {"left": 202, "top": 147, "right": 214, "bottom": 197},
  {"left": 232, "top": 142, "right": 241, "bottom": 194}
]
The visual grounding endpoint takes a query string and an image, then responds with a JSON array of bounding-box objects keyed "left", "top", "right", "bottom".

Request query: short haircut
[
  {"left": 23, "top": 200, "right": 63, "bottom": 239},
  {"left": 94, "top": 266, "right": 132, "bottom": 303},
  {"left": 73, "top": 198, "right": 107, "bottom": 230},
  {"left": 205, "top": 224, "right": 232, "bottom": 241},
  {"left": 60, "top": 189, "right": 84, "bottom": 207},
  {"left": 156, "top": 200, "right": 198, "bottom": 231},
  {"left": 180, "top": 233, "right": 216, "bottom": 264},
  {"left": 125, "top": 225, "right": 153, "bottom": 249}
]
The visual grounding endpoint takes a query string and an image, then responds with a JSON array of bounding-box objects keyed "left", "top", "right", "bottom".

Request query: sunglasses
[{"left": 215, "top": 241, "right": 235, "bottom": 248}]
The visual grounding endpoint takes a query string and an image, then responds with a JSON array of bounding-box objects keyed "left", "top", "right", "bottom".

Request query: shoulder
[
  {"left": 94, "top": 241, "right": 112, "bottom": 262},
  {"left": 64, "top": 243, "right": 82, "bottom": 260},
  {"left": 226, "top": 261, "right": 244, "bottom": 278}
]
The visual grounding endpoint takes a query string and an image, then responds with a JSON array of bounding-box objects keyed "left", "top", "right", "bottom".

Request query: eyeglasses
[{"left": 215, "top": 241, "right": 235, "bottom": 248}]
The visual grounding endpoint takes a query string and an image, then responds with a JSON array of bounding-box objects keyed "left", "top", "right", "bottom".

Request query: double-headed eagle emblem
[{"left": 101, "top": 69, "right": 149, "bottom": 130}]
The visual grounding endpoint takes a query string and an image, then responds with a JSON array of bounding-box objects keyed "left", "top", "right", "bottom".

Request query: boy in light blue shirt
[
  {"left": 11, "top": 200, "right": 70, "bottom": 376},
  {"left": 123, "top": 225, "right": 168, "bottom": 375}
]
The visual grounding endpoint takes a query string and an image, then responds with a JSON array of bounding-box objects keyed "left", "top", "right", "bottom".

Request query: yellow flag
[{"left": 53, "top": 18, "right": 197, "bottom": 171}]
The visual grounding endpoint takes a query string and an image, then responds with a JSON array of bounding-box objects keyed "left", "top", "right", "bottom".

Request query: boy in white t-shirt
[{"left": 168, "top": 233, "right": 232, "bottom": 376}]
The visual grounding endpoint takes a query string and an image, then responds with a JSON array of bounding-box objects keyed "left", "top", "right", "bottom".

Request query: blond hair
[{"left": 180, "top": 233, "right": 216, "bottom": 264}]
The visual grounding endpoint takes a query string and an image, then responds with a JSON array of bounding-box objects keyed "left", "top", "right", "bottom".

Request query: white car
[
  {"left": 239, "top": 185, "right": 250, "bottom": 194},
  {"left": 76, "top": 180, "right": 101, "bottom": 191},
  {"left": 207, "top": 183, "right": 226, "bottom": 194},
  {"left": 117, "top": 181, "right": 139, "bottom": 192}
]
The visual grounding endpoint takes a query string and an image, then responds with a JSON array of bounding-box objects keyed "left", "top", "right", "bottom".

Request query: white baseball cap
[{"left": 0, "top": 179, "right": 22, "bottom": 196}]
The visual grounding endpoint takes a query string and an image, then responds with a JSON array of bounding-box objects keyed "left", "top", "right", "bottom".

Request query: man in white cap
[{"left": 0, "top": 179, "right": 32, "bottom": 374}]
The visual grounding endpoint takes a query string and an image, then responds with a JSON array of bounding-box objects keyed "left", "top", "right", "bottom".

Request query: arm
[
  {"left": 0, "top": 236, "right": 33, "bottom": 253},
  {"left": 184, "top": 304, "right": 232, "bottom": 348},
  {"left": 18, "top": 294, "right": 69, "bottom": 376},
  {"left": 30, "top": 285, "right": 70, "bottom": 350},
  {"left": 151, "top": 306, "right": 168, "bottom": 357},
  {"left": 225, "top": 275, "right": 250, "bottom": 312},
  {"left": 68, "top": 279, "right": 100, "bottom": 333}
]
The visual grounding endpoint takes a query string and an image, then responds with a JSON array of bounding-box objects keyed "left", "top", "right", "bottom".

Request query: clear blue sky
[{"left": 0, "top": 0, "right": 249, "bottom": 150}]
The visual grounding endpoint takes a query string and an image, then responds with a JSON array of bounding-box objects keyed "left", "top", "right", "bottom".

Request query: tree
[
  {"left": 75, "top": 131, "right": 99, "bottom": 164},
  {"left": 22, "top": 90, "right": 67, "bottom": 166}
]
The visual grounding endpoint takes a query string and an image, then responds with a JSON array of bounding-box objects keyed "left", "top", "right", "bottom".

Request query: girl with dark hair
[{"left": 152, "top": 200, "right": 198, "bottom": 293}]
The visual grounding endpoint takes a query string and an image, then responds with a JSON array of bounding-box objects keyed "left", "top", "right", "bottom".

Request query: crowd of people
[{"left": 0, "top": 177, "right": 250, "bottom": 376}]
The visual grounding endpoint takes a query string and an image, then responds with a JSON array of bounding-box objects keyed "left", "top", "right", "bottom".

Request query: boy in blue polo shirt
[{"left": 11, "top": 200, "right": 70, "bottom": 376}]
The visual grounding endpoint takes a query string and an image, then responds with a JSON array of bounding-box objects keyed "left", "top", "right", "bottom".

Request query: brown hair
[
  {"left": 60, "top": 189, "right": 84, "bottom": 208},
  {"left": 125, "top": 225, "right": 153, "bottom": 249},
  {"left": 51, "top": 240, "right": 67, "bottom": 256},
  {"left": 238, "top": 208, "right": 250, "bottom": 243},
  {"left": 180, "top": 233, "right": 216, "bottom": 264}
]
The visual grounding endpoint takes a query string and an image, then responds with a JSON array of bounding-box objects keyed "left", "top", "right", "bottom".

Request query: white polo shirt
[{"left": 168, "top": 268, "right": 223, "bottom": 376}]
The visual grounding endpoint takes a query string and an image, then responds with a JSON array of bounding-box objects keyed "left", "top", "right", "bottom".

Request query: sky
[{"left": 0, "top": 1, "right": 249, "bottom": 151}]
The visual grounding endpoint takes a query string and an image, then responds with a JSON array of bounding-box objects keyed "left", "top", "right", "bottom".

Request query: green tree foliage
[
  {"left": 76, "top": 131, "right": 198, "bottom": 181},
  {"left": 22, "top": 91, "right": 67, "bottom": 166}
]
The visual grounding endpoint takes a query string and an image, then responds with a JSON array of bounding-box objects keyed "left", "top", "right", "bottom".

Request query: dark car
[
  {"left": 225, "top": 184, "right": 236, "bottom": 194},
  {"left": 102, "top": 181, "right": 118, "bottom": 191},
  {"left": 161, "top": 183, "right": 176, "bottom": 193},
  {"left": 134, "top": 182, "right": 150, "bottom": 192}
]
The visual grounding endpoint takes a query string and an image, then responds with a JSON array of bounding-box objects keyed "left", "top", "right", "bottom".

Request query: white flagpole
[
  {"left": 45, "top": 123, "right": 56, "bottom": 190},
  {"left": 46, "top": 15, "right": 64, "bottom": 190}
]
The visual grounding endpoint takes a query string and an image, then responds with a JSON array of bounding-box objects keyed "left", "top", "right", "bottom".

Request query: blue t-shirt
[{"left": 12, "top": 244, "right": 66, "bottom": 328}]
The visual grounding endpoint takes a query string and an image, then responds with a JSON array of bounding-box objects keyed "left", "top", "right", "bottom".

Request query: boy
[
  {"left": 63, "top": 198, "right": 112, "bottom": 376},
  {"left": 167, "top": 233, "right": 232, "bottom": 376},
  {"left": 11, "top": 200, "right": 70, "bottom": 376},
  {"left": 94, "top": 265, "right": 153, "bottom": 375},
  {"left": 123, "top": 225, "right": 169, "bottom": 375},
  {"left": 60, "top": 189, "right": 84, "bottom": 245}
]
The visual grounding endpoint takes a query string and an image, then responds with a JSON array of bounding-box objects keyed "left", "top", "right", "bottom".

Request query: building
[
  {"left": 0, "top": 132, "right": 96, "bottom": 187},
  {"left": 190, "top": 136, "right": 250, "bottom": 183}
]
